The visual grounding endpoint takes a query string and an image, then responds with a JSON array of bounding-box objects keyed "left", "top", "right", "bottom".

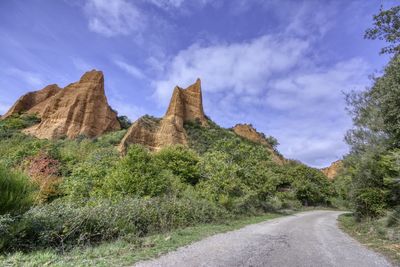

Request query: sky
[{"left": 0, "top": 0, "right": 396, "bottom": 167}]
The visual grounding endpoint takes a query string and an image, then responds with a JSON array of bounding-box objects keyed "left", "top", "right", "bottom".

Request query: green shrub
[
  {"left": 117, "top": 116, "right": 132, "bottom": 129},
  {"left": 154, "top": 146, "right": 201, "bottom": 185},
  {"left": 0, "top": 196, "right": 228, "bottom": 252},
  {"left": 196, "top": 151, "right": 249, "bottom": 210},
  {"left": 287, "top": 164, "right": 333, "bottom": 206},
  {"left": 101, "top": 145, "right": 174, "bottom": 198},
  {"left": 0, "top": 165, "right": 36, "bottom": 215},
  {"left": 0, "top": 114, "right": 40, "bottom": 138},
  {"left": 354, "top": 188, "right": 387, "bottom": 218},
  {"left": 386, "top": 206, "right": 400, "bottom": 227},
  {"left": 62, "top": 147, "right": 119, "bottom": 200}
]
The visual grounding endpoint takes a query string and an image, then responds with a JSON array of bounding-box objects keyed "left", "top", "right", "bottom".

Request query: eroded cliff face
[
  {"left": 233, "top": 123, "right": 285, "bottom": 165},
  {"left": 3, "top": 70, "right": 121, "bottom": 139},
  {"left": 321, "top": 160, "right": 343, "bottom": 180},
  {"left": 119, "top": 79, "right": 206, "bottom": 153},
  {"left": 1, "top": 84, "right": 61, "bottom": 119}
]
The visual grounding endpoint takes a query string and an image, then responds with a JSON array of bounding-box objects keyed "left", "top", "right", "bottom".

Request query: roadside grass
[
  {"left": 0, "top": 212, "right": 289, "bottom": 267},
  {"left": 338, "top": 213, "right": 400, "bottom": 265}
]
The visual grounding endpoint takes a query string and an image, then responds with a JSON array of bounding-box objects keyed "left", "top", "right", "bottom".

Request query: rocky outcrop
[
  {"left": 165, "top": 78, "right": 207, "bottom": 126},
  {"left": 233, "top": 123, "right": 285, "bottom": 165},
  {"left": 233, "top": 124, "right": 271, "bottom": 147},
  {"left": 119, "top": 79, "right": 206, "bottom": 153},
  {"left": 321, "top": 160, "right": 343, "bottom": 180},
  {"left": 3, "top": 70, "right": 121, "bottom": 139},
  {"left": 1, "top": 84, "right": 61, "bottom": 119}
]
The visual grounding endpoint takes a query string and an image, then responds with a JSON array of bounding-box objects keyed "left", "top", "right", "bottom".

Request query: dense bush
[
  {"left": 62, "top": 147, "right": 119, "bottom": 200},
  {"left": 287, "top": 164, "right": 333, "bottom": 206},
  {"left": 0, "top": 195, "right": 228, "bottom": 252},
  {"left": 354, "top": 188, "right": 387, "bottom": 218},
  {"left": 0, "top": 114, "right": 40, "bottom": 138},
  {"left": 154, "top": 146, "right": 201, "bottom": 185},
  {"left": 100, "top": 145, "right": 175, "bottom": 198},
  {"left": 0, "top": 165, "right": 36, "bottom": 215}
]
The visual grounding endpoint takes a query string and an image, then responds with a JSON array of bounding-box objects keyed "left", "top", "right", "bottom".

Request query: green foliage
[
  {"left": 62, "top": 147, "right": 119, "bottom": 200},
  {"left": 331, "top": 171, "right": 353, "bottom": 208},
  {"left": 101, "top": 145, "right": 174, "bottom": 198},
  {"left": 0, "top": 196, "right": 227, "bottom": 252},
  {"left": 265, "top": 136, "right": 279, "bottom": 149},
  {"left": 0, "top": 114, "right": 40, "bottom": 138},
  {"left": 0, "top": 165, "right": 36, "bottom": 215},
  {"left": 154, "top": 146, "right": 201, "bottom": 185},
  {"left": 184, "top": 119, "right": 236, "bottom": 154},
  {"left": 288, "top": 164, "right": 333, "bottom": 206},
  {"left": 365, "top": 6, "right": 400, "bottom": 55},
  {"left": 354, "top": 187, "right": 387, "bottom": 218},
  {"left": 117, "top": 116, "right": 132, "bottom": 129},
  {"left": 196, "top": 150, "right": 248, "bottom": 210},
  {"left": 343, "top": 39, "right": 400, "bottom": 217}
]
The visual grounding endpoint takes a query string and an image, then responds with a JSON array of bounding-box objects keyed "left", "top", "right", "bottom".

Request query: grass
[
  {"left": 338, "top": 213, "right": 400, "bottom": 265},
  {"left": 0, "top": 212, "right": 288, "bottom": 267}
]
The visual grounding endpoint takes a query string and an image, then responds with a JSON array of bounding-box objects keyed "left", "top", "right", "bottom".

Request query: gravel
[{"left": 134, "top": 210, "right": 393, "bottom": 267}]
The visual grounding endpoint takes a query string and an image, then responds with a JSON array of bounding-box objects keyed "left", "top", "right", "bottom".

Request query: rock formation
[
  {"left": 233, "top": 123, "right": 285, "bottom": 165},
  {"left": 119, "top": 79, "right": 207, "bottom": 153},
  {"left": 321, "top": 160, "right": 343, "bottom": 180},
  {"left": 3, "top": 70, "right": 121, "bottom": 139},
  {"left": 1, "top": 84, "right": 61, "bottom": 119}
]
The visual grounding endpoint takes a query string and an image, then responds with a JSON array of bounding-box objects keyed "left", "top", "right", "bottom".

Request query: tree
[
  {"left": 117, "top": 115, "right": 132, "bottom": 129},
  {"left": 365, "top": 5, "right": 400, "bottom": 55}
]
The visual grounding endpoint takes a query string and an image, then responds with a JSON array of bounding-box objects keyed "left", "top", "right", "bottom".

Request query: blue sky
[{"left": 0, "top": 0, "right": 396, "bottom": 167}]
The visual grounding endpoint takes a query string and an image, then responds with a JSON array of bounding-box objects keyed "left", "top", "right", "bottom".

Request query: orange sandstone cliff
[
  {"left": 1, "top": 84, "right": 61, "bottom": 119},
  {"left": 233, "top": 123, "right": 285, "bottom": 164},
  {"left": 2, "top": 70, "right": 121, "bottom": 139},
  {"left": 119, "top": 79, "right": 207, "bottom": 153},
  {"left": 321, "top": 160, "right": 343, "bottom": 180}
]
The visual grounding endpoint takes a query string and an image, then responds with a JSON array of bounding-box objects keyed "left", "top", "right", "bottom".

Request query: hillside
[{"left": 0, "top": 71, "right": 334, "bottom": 263}]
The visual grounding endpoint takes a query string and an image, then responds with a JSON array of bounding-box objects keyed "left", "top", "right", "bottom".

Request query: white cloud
[
  {"left": 153, "top": 35, "right": 309, "bottom": 105},
  {"left": 6, "top": 68, "right": 45, "bottom": 88},
  {"left": 148, "top": 0, "right": 185, "bottom": 9},
  {"left": 84, "top": 0, "right": 144, "bottom": 37},
  {"left": 150, "top": 32, "right": 371, "bottom": 167},
  {"left": 266, "top": 58, "right": 369, "bottom": 111},
  {"left": 113, "top": 59, "right": 146, "bottom": 79}
]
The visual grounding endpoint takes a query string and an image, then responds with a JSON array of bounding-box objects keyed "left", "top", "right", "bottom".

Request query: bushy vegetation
[
  {"left": 0, "top": 165, "right": 36, "bottom": 215},
  {"left": 0, "top": 195, "right": 227, "bottom": 252},
  {"left": 340, "top": 6, "right": 400, "bottom": 220},
  {"left": 0, "top": 113, "right": 334, "bottom": 256}
]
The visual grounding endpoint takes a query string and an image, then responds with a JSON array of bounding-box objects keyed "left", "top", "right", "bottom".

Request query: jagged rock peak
[
  {"left": 165, "top": 78, "right": 207, "bottom": 126},
  {"left": 79, "top": 69, "right": 104, "bottom": 83},
  {"left": 0, "top": 69, "right": 121, "bottom": 139},
  {"left": 119, "top": 79, "right": 207, "bottom": 153},
  {"left": 1, "top": 84, "right": 61, "bottom": 119},
  {"left": 23, "top": 69, "right": 120, "bottom": 139},
  {"left": 321, "top": 160, "right": 343, "bottom": 180}
]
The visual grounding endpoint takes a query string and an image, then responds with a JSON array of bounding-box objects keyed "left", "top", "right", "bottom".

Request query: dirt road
[{"left": 134, "top": 210, "right": 393, "bottom": 267}]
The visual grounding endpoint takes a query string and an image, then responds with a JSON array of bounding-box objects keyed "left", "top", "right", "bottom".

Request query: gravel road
[{"left": 134, "top": 210, "right": 394, "bottom": 267}]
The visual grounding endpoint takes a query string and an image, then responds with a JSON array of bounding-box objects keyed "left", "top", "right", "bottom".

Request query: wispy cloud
[
  {"left": 153, "top": 35, "right": 309, "bottom": 105},
  {"left": 113, "top": 59, "right": 146, "bottom": 79},
  {"left": 84, "top": 0, "right": 145, "bottom": 37},
  {"left": 5, "top": 68, "right": 45, "bottom": 88},
  {"left": 149, "top": 1, "right": 372, "bottom": 167}
]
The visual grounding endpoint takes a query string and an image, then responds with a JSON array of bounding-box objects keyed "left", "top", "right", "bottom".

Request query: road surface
[{"left": 134, "top": 210, "right": 393, "bottom": 267}]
